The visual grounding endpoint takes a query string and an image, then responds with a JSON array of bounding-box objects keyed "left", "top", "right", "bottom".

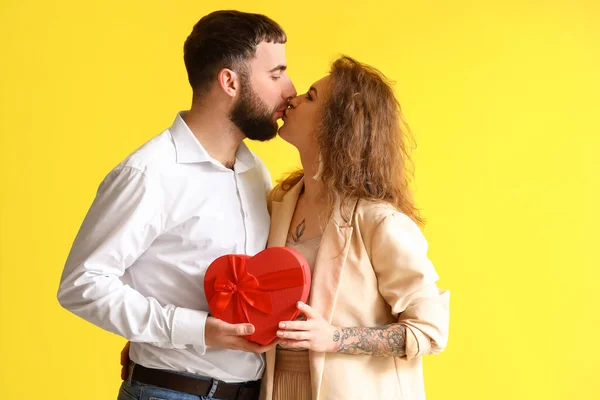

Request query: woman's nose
[{"left": 288, "top": 96, "right": 301, "bottom": 108}]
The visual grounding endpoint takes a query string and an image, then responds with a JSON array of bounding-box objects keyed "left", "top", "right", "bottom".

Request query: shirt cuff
[{"left": 171, "top": 308, "right": 209, "bottom": 354}]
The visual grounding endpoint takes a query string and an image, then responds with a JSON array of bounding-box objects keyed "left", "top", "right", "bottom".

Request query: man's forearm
[{"left": 332, "top": 323, "right": 407, "bottom": 357}]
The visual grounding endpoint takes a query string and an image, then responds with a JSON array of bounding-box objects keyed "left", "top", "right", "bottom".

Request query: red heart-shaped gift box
[{"left": 204, "top": 247, "right": 311, "bottom": 345}]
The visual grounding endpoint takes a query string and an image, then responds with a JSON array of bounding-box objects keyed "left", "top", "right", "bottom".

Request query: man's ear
[{"left": 217, "top": 68, "right": 240, "bottom": 98}]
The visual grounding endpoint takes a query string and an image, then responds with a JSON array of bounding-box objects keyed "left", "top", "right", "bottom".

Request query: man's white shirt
[{"left": 58, "top": 112, "right": 273, "bottom": 382}]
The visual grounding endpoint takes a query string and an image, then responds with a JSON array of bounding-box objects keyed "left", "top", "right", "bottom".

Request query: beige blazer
[{"left": 259, "top": 179, "right": 450, "bottom": 400}]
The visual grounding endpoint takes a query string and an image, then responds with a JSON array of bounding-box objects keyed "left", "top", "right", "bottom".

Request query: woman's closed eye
[{"left": 306, "top": 86, "right": 318, "bottom": 101}]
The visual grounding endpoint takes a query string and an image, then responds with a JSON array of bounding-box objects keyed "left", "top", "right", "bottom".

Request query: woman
[{"left": 261, "top": 56, "right": 450, "bottom": 400}]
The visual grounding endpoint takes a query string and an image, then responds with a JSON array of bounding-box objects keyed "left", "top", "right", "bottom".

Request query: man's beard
[{"left": 229, "top": 77, "right": 279, "bottom": 142}]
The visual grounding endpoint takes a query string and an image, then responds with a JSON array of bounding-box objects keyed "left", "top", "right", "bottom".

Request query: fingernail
[
  {"left": 277, "top": 331, "right": 283, "bottom": 336},
  {"left": 297, "top": 302, "right": 304, "bottom": 307},
  {"left": 280, "top": 341, "right": 287, "bottom": 345},
  {"left": 279, "top": 322, "right": 286, "bottom": 329},
  {"left": 246, "top": 325, "right": 254, "bottom": 334}
]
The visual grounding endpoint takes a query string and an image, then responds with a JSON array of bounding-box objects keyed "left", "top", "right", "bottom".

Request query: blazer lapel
[
  {"left": 267, "top": 178, "right": 304, "bottom": 247},
  {"left": 308, "top": 199, "right": 358, "bottom": 399},
  {"left": 261, "top": 179, "right": 304, "bottom": 400},
  {"left": 267, "top": 181, "right": 359, "bottom": 400}
]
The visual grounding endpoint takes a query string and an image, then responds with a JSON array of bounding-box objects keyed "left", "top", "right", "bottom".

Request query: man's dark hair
[{"left": 183, "top": 10, "right": 286, "bottom": 97}]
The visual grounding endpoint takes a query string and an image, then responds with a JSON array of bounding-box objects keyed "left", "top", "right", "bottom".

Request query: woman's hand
[{"left": 277, "top": 302, "right": 339, "bottom": 352}]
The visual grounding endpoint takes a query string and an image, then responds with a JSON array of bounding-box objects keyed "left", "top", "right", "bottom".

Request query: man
[{"left": 57, "top": 10, "right": 296, "bottom": 400}]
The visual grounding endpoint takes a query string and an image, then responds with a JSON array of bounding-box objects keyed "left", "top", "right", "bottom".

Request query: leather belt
[{"left": 131, "top": 363, "right": 260, "bottom": 400}]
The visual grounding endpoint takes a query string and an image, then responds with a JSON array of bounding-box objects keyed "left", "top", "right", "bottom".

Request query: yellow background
[{"left": 1, "top": 0, "right": 599, "bottom": 399}]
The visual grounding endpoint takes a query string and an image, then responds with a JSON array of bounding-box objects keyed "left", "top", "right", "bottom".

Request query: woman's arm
[
  {"left": 368, "top": 212, "right": 450, "bottom": 359},
  {"left": 278, "top": 211, "right": 449, "bottom": 358},
  {"left": 278, "top": 302, "right": 408, "bottom": 357},
  {"left": 333, "top": 324, "right": 407, "bottom": 357},
  {"left": 278, "top": 302, "right": 411, "bottom": 357}
]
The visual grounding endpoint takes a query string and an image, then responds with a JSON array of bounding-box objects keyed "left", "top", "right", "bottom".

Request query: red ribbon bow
[{"left": 208, "top": 255, "right": 306, "bottom": 324}]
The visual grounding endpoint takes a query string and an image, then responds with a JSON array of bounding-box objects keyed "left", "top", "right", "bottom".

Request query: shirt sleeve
[{"left": 57, "top": 166, "right": 209, "bottom": 353}]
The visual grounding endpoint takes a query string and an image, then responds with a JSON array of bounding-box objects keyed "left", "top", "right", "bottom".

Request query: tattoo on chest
[{"left": 288, "top": 219, "right": 306, "bottom": 243}]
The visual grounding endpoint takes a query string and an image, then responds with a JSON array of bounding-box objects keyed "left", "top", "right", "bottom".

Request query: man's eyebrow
[
  {"left": 309, "top": 86, "right": 318, "bottom": 97},
  {"left": 268, "top": 65, "right": 287, "bottom": 73}
]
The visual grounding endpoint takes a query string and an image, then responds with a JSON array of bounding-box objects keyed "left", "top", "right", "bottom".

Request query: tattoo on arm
[
  {"left": 332, "top": 324, "right": 407, "bottom": 357},
  {"left": 333, "top": 330, "right": 340, "bottom": 342}
]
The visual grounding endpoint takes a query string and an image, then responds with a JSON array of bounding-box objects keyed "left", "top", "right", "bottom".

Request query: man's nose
[{"left": 282, "top": 77, "right": 297, "bottom": 102}]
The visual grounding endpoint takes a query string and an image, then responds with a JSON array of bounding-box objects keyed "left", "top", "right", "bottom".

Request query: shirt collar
[
  {"left": 233, "top": 141, "right": 256, "bottom": 173},
  {"left": 170, "top": 112, "right": 211, "bottom": 164},
  {"left": 170, "top": 111, "right": 256, "bottom": 172}
]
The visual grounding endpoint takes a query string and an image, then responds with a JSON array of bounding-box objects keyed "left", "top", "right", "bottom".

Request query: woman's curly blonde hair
[{"left": 279, "top": 56, "right": 423, "bottom": 226}]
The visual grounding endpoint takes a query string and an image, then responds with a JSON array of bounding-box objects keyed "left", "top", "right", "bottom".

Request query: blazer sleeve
[{"left": 369, "top": 212, "right": 450, "bottom": 359}]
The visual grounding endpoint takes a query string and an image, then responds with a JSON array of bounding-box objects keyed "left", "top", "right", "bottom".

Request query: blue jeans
[
  {"left": 117, "top": 379, "right": 226, "bottom": 400},
  {"left": 118, "top": 363, "right": 227, "bottom": 400}
]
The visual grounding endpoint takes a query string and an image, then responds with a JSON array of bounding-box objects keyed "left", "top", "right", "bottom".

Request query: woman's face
[{"left": 278, "top": 75, "right": 330, "bottom": 158}]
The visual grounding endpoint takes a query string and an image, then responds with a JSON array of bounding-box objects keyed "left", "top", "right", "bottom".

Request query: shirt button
[{"left": 244, "top": 212, "right": 249, "bottom": 218}]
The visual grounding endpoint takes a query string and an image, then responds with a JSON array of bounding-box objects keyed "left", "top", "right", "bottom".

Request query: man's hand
[
  {"left": 120, "top": 341, "right": 131, "bottom": 380},
  {"left": 205, "top": 317, "right": 279, "bottom": 353},
  {"left": 118, "top": 317, "right": 274, "bottom": 381}
]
